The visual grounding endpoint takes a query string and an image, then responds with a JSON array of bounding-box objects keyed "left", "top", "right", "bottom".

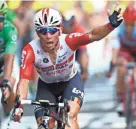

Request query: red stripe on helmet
[
  {"left": 46, "top": 8, "right": 49, "bottom": 16},
  {"left": 42, "top": 8, "right": 46, "bottom": 25}
]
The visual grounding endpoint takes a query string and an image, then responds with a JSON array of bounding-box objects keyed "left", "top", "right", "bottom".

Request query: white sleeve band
[{"left": 21, "top": 100, "right": 32, "bottom": 105}]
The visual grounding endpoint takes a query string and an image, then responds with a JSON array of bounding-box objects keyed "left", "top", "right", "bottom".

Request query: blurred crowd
[{"left": 2, "top": 0, "right": 136, "bottom": 115}]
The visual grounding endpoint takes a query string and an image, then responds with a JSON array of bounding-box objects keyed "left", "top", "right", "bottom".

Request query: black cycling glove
[
  {"left": 109, "top": 10, "right": 123, "bottom": 28},
  {"left": 1, "top": 79, "right": 11, "bottom": 92},
  {"left": 0, "top": 79, "right": 11, "bottom": 103}
]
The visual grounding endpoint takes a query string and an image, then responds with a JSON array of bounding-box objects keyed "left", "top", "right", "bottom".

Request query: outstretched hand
[{"left": 108, "top": 1, "right": 123, "bottom": 27}]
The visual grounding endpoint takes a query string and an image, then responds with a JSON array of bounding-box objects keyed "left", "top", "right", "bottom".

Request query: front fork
[
  {"left": 125, "top": 69, "right": 136, "bottom": 115},
  {"left": 132, "top": 69, "right": 136, "bottom": 116}
]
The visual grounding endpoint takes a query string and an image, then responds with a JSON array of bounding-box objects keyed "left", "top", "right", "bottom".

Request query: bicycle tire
[
  {"left": 57, "top": 107, "right": 68, "bottom": 129},
  {"left": 57, "top": 108, "right": 65, "bottom": 129},
  {"left": 126, "top": 84, "right": 133, "bottom": 129}
]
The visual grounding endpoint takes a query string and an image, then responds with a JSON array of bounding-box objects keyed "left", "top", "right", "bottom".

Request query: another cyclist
[
  {"left": 13, "top": 3, "right": 123, "bottom": 129},
  {"left": 107, "top": 2, "right": 136, "bottom": 109},
  {"left": 0, "top": 1, "right": 18, "bottom": 116}
]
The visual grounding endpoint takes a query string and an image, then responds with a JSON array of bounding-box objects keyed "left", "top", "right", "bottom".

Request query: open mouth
[{"left": 46, "top": 41, "right": 53, "bottom": 44}]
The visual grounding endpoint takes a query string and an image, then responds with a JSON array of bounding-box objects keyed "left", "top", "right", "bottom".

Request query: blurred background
[{"left": 0, "top": 0, "right": 134, "bottom": 129}]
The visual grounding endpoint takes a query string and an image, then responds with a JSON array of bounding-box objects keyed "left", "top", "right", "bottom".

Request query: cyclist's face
[
  {"left": 0, "top": 14, "right": 5, "bottom": 31},
  {"left": 124, "top": 21, "right": 135, "bottom": 35},
  {"left": 37, "top": 27, "right": 61, "bottom": 52}
]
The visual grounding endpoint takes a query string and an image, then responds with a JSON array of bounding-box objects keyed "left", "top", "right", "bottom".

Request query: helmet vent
[
  {"left": 35, "top": 23, "right": 40, "bottom": 26},
  {"left": 52, "top": 20, "right": 59, "bottom": 24},
  {"left": 39, "top": 18, "right": 42, "bottom": 25},
  {"left": 44, "top": 14, "right": 47, "bottom": 23},
  {"left": 50, "top": 16, "right": 53, "bottom": 23},
  {"left": 1, "top": 3, "right": 4, "bottom": 9}
]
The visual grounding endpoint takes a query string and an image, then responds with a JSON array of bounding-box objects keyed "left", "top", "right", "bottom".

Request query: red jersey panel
[
  {"left": 65, "top": 33, "right": 90, "bottom": 51},
  {"left": 20, "top": 44, "right": 35, "bottom": 80}
]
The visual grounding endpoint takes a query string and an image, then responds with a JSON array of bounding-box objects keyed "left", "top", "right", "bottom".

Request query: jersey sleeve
[
  {"left": 20, "top": 44, "right": 35, "bottom": 80},
  {"left": 4, "top": 21, "right": 18, "bottom": 54},
  {"left": 65, "top": 33, "right": 90, "bottom": 51},
  {"left": 73, "top": 25, "right": 87, "bottom": 50}
]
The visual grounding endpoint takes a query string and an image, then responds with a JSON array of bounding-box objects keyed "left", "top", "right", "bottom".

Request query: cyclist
[
  {"left": 107, "top": 2, "right": 136, "bottom": 108},
  {"left": 0, "top": 1, "right": 18, "bottom": 116},
  {"left": 13, "top": 3, "right": 123, "bottom": 129}
]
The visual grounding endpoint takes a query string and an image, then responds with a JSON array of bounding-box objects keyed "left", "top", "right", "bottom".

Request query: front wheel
[
  {"left": 57, "top": 100, "right": 69, "bottom": 129},
  {"left": 57, "top": 108, "right": 66, "bottom": 129},
  {"left": 126, "top": 84, "right": 133, "bottom": 129}
]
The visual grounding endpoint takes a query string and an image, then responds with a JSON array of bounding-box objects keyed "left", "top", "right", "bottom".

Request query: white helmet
[
  {"left": 0, "top": 1, "right": 7, "bottom": 14},
  {"left": 34, "top": 8, "right": 62, "bottom": 30}
]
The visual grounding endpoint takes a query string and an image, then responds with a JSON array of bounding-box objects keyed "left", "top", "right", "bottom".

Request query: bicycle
[
  {"left": 116, "top": 62, "right": 136, "bottom": 129},
  {"left": 11, "top": 95, "right": 69, "bottom": 129}
]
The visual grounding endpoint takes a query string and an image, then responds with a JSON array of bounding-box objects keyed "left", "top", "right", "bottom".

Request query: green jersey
[
  {"left": 0, "top": 20, "right": 18, "bottom": 61},
  {"left": 6, "top": 8, "right": 17, "bottom": 23}
]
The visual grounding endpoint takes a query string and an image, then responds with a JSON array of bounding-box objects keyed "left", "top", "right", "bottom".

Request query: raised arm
[
  {"left": 88, "top": 23, "right": 115, "bottom": 42},
  {"left": 88, "top": 3, "right": 123, "bottom": 42},
  {"left": 66, "top": 2, "right": 123, "bottom": 51}
]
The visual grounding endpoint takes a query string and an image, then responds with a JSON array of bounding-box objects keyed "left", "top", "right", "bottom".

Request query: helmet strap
[{"left": 59, "top": 27, "right": 63, "bottom": 36}]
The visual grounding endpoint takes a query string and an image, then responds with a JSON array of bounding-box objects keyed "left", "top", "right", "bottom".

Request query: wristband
[
  {"left": 106, "top": 23, "right": 115, "bottom": 31},
  {"left": 19, "top": 104, "right": 24, "bottom": 109},
  {"left": 2, "top": 79, "right": 11, "bottom": 92}
]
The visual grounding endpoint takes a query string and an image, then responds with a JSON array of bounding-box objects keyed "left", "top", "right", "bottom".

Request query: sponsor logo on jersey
[
  {"left": 21, "top": 50, "right": 27, "bottom": 69},
  {"left": 43, "top": 58, "right": 49, "bottom": 63},
  {"left": 58, "top": 51, "right": 67, "bottom": 58},
  {"left": 37, "top": 59, "right": 42, "bottom": 66},
  {"left": 57, "top": 51, "right": 67, "bottom": 63},
  {"left": 46, "top": 69, "right": 66, "bottom": 76},
  {"left": 60, "top": 45, "right": 63, "bottom": 50},
  {"left": 72, "top": 88, "right": 84, "bottom": 99},
  {"left": 57, "top": 56, "right": 66, "bottom": 63},
  {"left": 12, "top": 35, "right": 17, "bottom": 41},
  {"left": 37, "top": 50, "right": 43, "bottom": 55},
  {"left": 37, "top": 50, "right": 40, "bottom": 54},
  {"left": 69, "top": 33, "right": 83, "bottom": 38},
  {"left": 41, "top": 63, "right": 68, "bottom": 72}
]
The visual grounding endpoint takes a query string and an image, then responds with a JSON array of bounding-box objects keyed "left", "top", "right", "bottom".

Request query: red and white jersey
[{"left": 20, "top": 33, "right": 90, "bottom": 83}]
